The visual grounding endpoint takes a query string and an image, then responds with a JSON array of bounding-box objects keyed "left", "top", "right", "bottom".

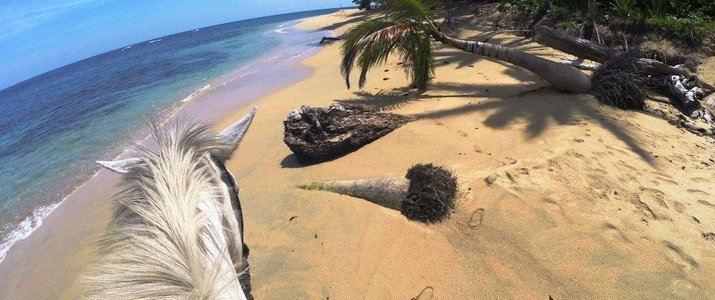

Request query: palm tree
[
  {"left": 583, "top": 0, "right": 597, "bottom": 40},
  {"left": 341, "top": 0, "right": 645, "bottom": 109},
  {"left": 529, "top": 0, "right": 552, "bottom": 29}
]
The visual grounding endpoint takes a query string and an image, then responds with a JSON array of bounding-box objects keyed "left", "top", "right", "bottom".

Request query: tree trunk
[
  {"left": 583, "top": 0, "right": 597, "bottom": 40},
  {"left": 529, "top": 0, "right": 552, "bottom": 29},
  {"left": 534, "top": 25, "right": 617, "bottom": 63},
  {"left": 437, "top": 33, "right": 592, "bottom": 94},
  {"left": 300, "top": 178, "right": 409, "bottom": 211}
]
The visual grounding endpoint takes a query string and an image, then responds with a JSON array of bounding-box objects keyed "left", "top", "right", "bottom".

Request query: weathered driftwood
[
  {"left": 533, "top": 25, "right": 617, "bottom": 63},
  {"left": 705, "top": 93, "right": 715, "bottom": 117},
  {"left": 283, "top": 103, "right": 411, "bottom": 164},
  {"left": 649, "top": 75, "right": 712, "bottom": 121},
  {"left": 319, "top": 36, "right": 341, "bottom": 44},
  {"left": 638, "top": 59, "right": 715, "bottom": 92}
]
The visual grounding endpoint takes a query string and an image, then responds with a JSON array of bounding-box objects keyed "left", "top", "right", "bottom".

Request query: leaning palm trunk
[
  {"left": 341, "top": 0, "right": 646, "bottom": 109},
  {"left": 437, "top": 33, "right": 592, "bottom": 94}
]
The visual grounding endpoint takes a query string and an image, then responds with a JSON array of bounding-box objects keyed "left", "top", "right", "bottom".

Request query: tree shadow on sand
[
  {"left": 314, "top": 12, "right": 370, "bottom": 32},
  {"left": 340, "top": 86, "right": 657, "bottom": 166}
]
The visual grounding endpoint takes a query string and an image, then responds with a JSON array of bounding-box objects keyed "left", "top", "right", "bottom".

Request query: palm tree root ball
[{"left": 298, "top": 163, "right": 457, "bottom": 224}]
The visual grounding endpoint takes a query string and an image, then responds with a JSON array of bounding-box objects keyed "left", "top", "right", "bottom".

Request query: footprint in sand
[
  {"left": 412, "top": 286, "right": 435, "bottom": 300},
  {"left": 662, "top": 240, "right": 699, "bottom": 271},
  {"left": 687, "top": 189, "right": 711, "bottom": 196},
  {"left": 691, "top": 177, "right": 709, "bottom": 183},
  {"left": 673, "top": 201, "right": 687, "bottom": 214},
  {"left": 467, "top": 209, "right": 485, "bottom": 228},
  {"left": 697, "top": 199, "right": 715, "bottom": 209},
  {"left": 499, "top": 157, "right": 517, "bottom": 165},
  {"left": 602, "top": 223, "right": 632, "bottom": 243},
  {"left": 473, "top": 145, "right": 483, "bottom": 153}
]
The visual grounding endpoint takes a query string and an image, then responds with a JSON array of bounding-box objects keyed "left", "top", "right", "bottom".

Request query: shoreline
[
  {"left": 0, "top": 16, "right": 330, "bottom": 299},
  {"left": 0, "top": 11, "right": 337, "bottom": 267},
  {"left": 2, "top": 7, "right": 714, "bottom": 299}
]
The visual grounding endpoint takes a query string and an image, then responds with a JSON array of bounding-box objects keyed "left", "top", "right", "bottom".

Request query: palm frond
[
  {"left": 340, "top": 0, "right": 439, "bottom": 90},
  {"left": 382, "top": 0, "right": 438, "bottom": 27},
  {"left": 341, "top": 21, "right": 416, "bottom": 88},
  {"left": 400, "top": 29, "right": 434, "bottom": 89}
]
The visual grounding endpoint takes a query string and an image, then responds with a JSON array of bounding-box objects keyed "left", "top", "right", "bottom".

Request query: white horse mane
[{"left": 85, "top": 121, "right": 248, "bottom": 299}]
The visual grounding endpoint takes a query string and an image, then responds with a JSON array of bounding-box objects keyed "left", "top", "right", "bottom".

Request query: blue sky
[{"left": 0, "top": 0, "right": 354, "bottom": 90}]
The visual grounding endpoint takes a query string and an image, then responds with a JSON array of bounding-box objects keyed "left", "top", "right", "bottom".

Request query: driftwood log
[
  {"left": 649, "top": 75, "right": 712, "bottom": 121},
  {"left": 283, "top": 103, "right": 411, "bottom": 164},
  {"left": 319, "top": 36, "right": 341, "bottom": 44}
]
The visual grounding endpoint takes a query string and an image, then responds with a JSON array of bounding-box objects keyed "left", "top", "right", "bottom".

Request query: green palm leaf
[
  {"left": 341, "top": 0, "right": 438, "bottom": 90},
  {"left": 382, "top": 0, "right": 437, "bottom": 27}
]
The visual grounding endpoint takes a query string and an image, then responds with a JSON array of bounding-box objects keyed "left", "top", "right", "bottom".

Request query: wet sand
[
  {"left": 0, "top": 25, "right": 317, "bottom": 300},
  {"left": 3, "top": 9, "right": 715, "bottom": 299}
]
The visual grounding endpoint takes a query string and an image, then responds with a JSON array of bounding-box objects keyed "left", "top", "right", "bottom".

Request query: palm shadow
[
  {"left": 337, "top": 84, "right": 656, "bottom": 166},
  {"left": 315, "top": 13, "right": 370, "bottom": 32},
  {"left": 413, "top": 88, "right": 656, "bottom": 166}
]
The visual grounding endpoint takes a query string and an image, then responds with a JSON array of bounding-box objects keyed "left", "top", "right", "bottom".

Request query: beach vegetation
[
  {"left": 352, "top": 0, "right": 386, "bottom": 10},
  {"left": 498, "top": 0, "right": 715, "bottom": 45}
]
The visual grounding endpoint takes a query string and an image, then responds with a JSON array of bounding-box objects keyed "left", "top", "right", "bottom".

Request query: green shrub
[
  {"left": 645, "top": 0, "right": 669, "bottom": 18},
  {"left": 610, "top": 0, "right": 639, "bottom": 20},
  {"left": 647, "top": 16, "right": 715, "bottom": 45}
]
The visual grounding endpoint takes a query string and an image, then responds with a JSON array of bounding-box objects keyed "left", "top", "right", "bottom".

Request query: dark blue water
[{"left": 0, "top": 8, "right": 338, "bottom": 262}]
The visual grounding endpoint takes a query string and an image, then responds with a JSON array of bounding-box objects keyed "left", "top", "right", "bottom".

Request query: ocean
[{"left": 0, "top": 8, "right": 338, "bottom": 262}]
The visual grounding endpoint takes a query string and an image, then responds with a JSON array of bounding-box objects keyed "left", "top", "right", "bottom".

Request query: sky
[{"left": 0, "top": 0, "right": 355, "bottom": 90}]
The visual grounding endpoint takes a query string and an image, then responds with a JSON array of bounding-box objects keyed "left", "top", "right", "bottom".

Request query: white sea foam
[
  {"left": 0, "top": 12, "right": 331, "bottom": 267},
  {"left": 0, "top": 202, "right": 60, "bottom": 263},
  {"left": 181, "top": 83, "right": 213, "bottom": 102}
]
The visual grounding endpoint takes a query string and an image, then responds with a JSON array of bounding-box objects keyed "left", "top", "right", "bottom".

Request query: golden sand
[
  {"left": 219, "top": 9, "right": 715, "bottom": 299},
  {"left": 1, "top": 9, "right": 714, "bottom": 299}
]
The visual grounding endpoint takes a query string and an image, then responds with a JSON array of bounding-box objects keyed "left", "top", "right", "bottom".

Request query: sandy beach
[{"left": 2, "top": 9, "right": 714, "bottom": 299}]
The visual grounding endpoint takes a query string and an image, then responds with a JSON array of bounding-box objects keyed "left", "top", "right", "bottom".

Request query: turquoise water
[{"left": 0, "top": 8, "right": 337, "bottom": 262}]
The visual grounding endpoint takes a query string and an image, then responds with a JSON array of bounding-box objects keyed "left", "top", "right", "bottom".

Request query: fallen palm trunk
[
  {"left": 560, "top": 57, "right": 598, "bottom": 70},
  {"left": 533, "top": 26, "right": 715, "bottom": 92},
  {"left": 437, "top": 33, "right": 592, "bottom": 93},
  {"left": 283, "top": 103, "right": 411, "bottom": 164},
  {"left": 299, "top": 163, "right": 458, "bottom": 224},
  {"left": 533, "top": 25, "right": 617, "bottom": 63},
  {"left": 435, "top": 32, "right": 647, "bottom": 109}
]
